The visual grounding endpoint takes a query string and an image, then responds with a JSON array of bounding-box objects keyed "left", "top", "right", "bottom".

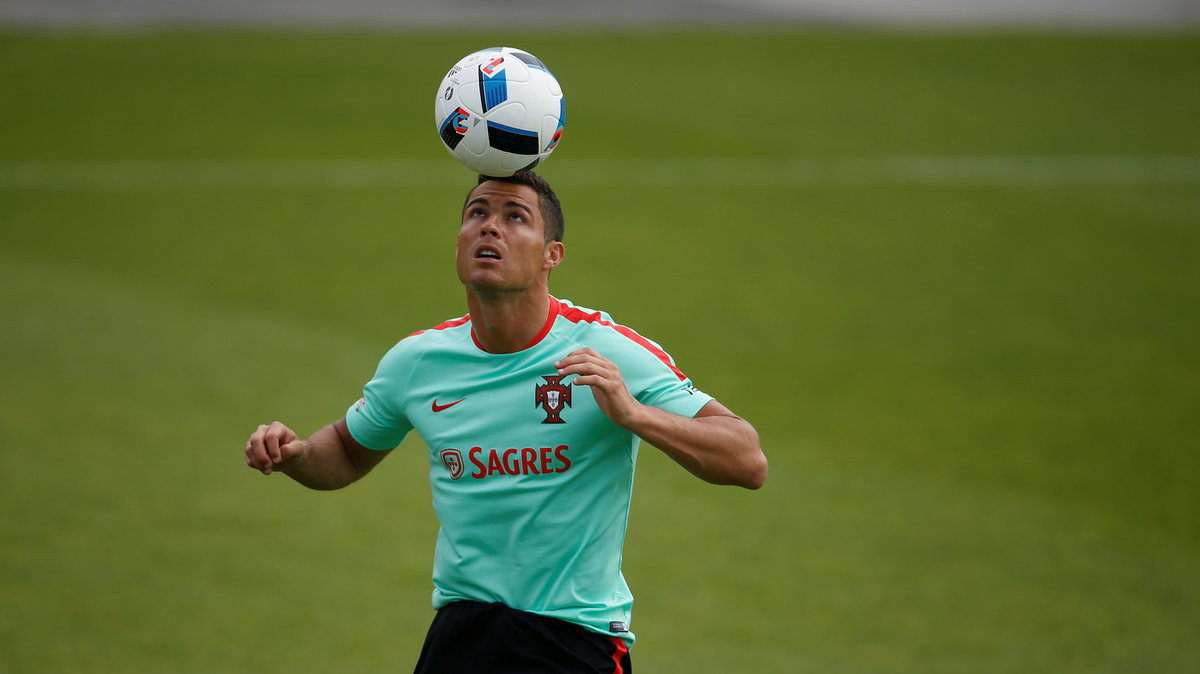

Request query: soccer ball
[{"left": 435, "top": 47, "right": 565, "bottom": 177}]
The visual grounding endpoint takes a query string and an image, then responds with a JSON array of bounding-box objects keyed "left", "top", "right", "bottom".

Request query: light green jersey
[{"left": 346, "top": 297, "right": 713, "bottom": 645}]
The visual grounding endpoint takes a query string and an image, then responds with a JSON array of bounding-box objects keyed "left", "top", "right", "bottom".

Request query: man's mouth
[{"left": 476, "top": 248, "right": 502, "bottom": 260}]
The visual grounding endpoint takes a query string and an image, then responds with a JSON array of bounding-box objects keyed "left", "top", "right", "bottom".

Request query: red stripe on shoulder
[
  {"left": 402, "top": 314, "right": 471, "bottom": 342},
  {"left": 557, "top": 301, "right": 688, "bottom": 381}
]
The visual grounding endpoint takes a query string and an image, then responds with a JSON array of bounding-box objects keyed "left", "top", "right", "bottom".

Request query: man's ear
[{"left": 544, "top": 241, "right": 565, "bottom": 271}]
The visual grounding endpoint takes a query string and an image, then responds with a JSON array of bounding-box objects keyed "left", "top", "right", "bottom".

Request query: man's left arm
[{"left": 556, "top": 347, "right": 767, "bottom": 489}]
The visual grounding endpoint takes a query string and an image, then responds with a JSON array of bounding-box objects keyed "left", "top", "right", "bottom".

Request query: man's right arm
[{"left": 244, "top": 418, "right": 389, "bottom": 490}]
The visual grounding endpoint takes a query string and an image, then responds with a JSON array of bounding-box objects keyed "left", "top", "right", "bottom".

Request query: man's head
[
  {"left": 472, "top": 170, "right": 564, "bottom": 243},
  {"left": 456, "top": 171, "right": 565, "bottom": 296}
]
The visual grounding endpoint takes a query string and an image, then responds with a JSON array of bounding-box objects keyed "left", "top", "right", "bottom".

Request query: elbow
[
  {"left": 708, "top": 452, "right": 766, "bottom": 490},
  {"left": 739, "top": 423, "right": 767, "bottom": 490},
  {"left": 723, "top": 430, "right": 767, "bottom": 490},
  {"left": 727, "top": 422, "right": 767, "bottom": 490},
  {"left": 740, "top": 452, "right": 768, "bottom": 490}
]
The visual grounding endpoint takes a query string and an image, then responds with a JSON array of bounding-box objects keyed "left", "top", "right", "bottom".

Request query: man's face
[{"left": 456, "top": 180, "right": 563, "bottom": 294}]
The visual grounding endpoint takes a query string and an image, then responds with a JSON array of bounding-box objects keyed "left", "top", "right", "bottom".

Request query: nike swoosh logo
[{"left": 432, "top": 397, "right": 467, "bottom": 413}]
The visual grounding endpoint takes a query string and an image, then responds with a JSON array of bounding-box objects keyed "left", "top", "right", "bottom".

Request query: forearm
[{"left": 627, "top": 403, "right": 767, "bottom": 489}]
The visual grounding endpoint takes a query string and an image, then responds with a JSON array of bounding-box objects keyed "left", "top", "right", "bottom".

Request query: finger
[
  {"left": 264, "top": 421, "right": 296, "bottom": 463},
  {"left": 571, "top": 374, "right": 606, "bottom": 388},
  {"left": 556, "top": 351, "right": 612, "bottom": 371},
  {"left": 246, "top": 425, "right": 273, "bottom": 472},
  {"left": 263, "top": 427, "right": 282, "bottom": 464},
  {"left": 562, "top": 357, "right": 619, "bottom": 385},
  {"left": 246, "top": 451, "right": 271, "bottom": 475},
  {"left": 557, "top": 363, "right": 614, "bottom": 383},
  {"left": 555, "top": 358, "right": 591, "bottom": 374},
  {"left": 554, "top": 354, "right": 585, "bottom": 371},
  {"left": 560, "top": 362, "right": 623, "bottom": 386},
  {"left": 555, "top": 347, "right": 606, "bottom": 369}
]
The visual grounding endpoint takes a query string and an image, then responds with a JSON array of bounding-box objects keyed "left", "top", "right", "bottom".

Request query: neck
[{"left": 466, "top": 287, "right": 552, "bottom": 354}]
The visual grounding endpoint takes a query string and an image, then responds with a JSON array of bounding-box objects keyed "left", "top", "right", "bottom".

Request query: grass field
[{"left": 2, "top": 30, "right": 1199, "bottom": 673}]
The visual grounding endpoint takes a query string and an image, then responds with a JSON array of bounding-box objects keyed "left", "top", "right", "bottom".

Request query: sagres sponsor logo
[
  {"left": 440, "top": 448, "right": 465, "bottom": 480},
  {"left": 535, "top": 375, "right": 572, "bottom": 424},
  {"left": 439, "top": 445, "right": 572, "bottom": 479}
]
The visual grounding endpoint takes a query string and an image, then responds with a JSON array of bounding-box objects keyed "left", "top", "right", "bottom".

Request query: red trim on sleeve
[{"left": 556, "top": 298, "right": 688, "bottom": 381}]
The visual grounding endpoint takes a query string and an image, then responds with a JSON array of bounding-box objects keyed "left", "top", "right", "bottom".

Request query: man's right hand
[
  {"left": 243, "top": 418, "right": 388, "bottom": 489},
  {"left": 245, "top": 421, "right": 308, "bottom": 475}
]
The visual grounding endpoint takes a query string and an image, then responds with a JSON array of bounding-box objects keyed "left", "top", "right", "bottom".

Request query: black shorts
[{"left": 413, "top": 600, "right": 632, "bottom": 674}]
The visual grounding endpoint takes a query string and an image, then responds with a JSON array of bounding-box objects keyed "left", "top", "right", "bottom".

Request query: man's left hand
[{"left": 555, "top": 347, "right": 643, "bottom": 428}]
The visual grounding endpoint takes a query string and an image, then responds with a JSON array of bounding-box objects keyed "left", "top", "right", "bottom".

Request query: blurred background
[{"left": 2, "top": 1, "right": 1198, "bottom": 672}]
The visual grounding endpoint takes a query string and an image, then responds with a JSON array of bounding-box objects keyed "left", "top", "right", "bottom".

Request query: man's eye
[{"left": 510, "top": 213, "right": 525, "bottom": 223}]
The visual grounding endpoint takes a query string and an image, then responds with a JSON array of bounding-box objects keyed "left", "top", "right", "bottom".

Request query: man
[{"left": 244, "top": 170, "right": 767, "bottom": 673}]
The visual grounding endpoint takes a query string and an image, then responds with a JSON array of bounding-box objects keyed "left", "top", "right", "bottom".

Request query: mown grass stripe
[{"left": 2, "top": 155, "right": 1199, "bottom": 189}]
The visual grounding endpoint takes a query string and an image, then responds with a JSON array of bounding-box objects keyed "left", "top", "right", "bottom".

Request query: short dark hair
[{"left": 474, "top": 170, "right": 565, "bottom": 243}]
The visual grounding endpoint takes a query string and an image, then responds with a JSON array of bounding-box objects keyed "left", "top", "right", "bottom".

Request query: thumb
[{"left": 276, "top": 440, "right": 309, "bottom": 467}]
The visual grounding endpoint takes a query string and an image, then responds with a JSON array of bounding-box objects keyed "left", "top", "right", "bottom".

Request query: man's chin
[{"left": 463, "top": 278, "right": 538, "bottom": 300}]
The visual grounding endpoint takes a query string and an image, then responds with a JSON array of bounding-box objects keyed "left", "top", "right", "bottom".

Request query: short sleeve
[
  {"left": 607, "top": 329, "right": 715, "bottom": 419},
  {"left": 637, "top": 371, "right": 713, "bottom": 419},
  {"left": 345, "top": 342, "right": 415, "bottom": 451}
]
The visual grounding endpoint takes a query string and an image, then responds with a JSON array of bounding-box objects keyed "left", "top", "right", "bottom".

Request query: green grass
[{"left": 1, "top": 30, "right": 1198, "bottom": 673}]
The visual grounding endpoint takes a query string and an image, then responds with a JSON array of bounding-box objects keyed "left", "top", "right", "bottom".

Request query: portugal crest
[{"left": 535, "top": 375, "right": 572, "bottom": 424}]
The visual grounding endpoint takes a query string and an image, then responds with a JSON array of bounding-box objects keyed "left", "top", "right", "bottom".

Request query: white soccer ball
[{"left": 435, "top": 47, "right": 565, "bottom": 177}]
